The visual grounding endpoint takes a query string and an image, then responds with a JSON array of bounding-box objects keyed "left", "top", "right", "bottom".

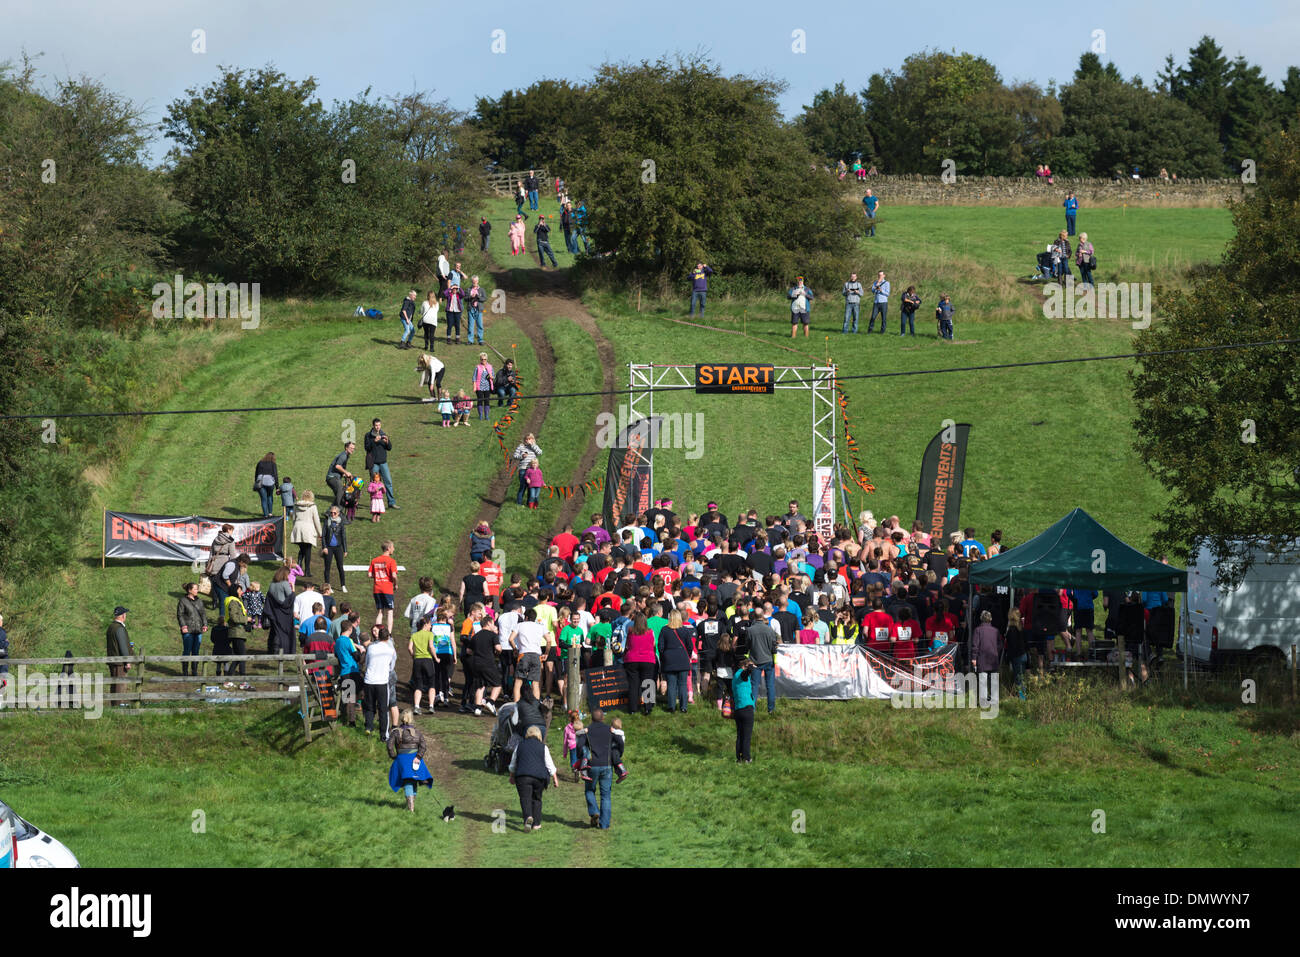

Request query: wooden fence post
[
  {"left": 567, "top": 650, "right": 581, "bottom": 713},
  {"left": 300, "top": 678, "right": 312, "bottom": 743},
  {"left": 136, "top": 656, "right": 146, "bottom": 709},
  {"left": 1292, "top": 643, "right": 1297, "bottom": 705}
]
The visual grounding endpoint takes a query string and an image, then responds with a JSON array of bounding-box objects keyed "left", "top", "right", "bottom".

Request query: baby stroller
[{"left": 483, "top": 700, "right": 519, "bottom": 773}]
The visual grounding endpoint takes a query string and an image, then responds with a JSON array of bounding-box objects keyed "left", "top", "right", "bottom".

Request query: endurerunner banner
[
  {"left": 812, "top": 465, "right": 836, "bottom": 546},
  {"left": 601, "top": 416, "right": 659, "bottom": 534},
  {"left": 103, "top": 511, "right": 285, "bottom": 563},
  {"left": 914, "top": 423, "right": 972, "bottom": 547},
  {"left": 774, "top": 644, "right": 959, "bottom": 700}
]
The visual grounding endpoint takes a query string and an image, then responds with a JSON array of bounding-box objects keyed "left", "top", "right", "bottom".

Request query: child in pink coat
[{"left": 523, "top": 458, "right": 544, "bottom": 509}]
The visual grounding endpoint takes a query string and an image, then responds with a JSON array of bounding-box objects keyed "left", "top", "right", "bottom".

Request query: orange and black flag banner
[
  {"left": 544, "top": 476, "right": 606, "bottom": 501},
  {"left": 834, "top": 384, "right": 876, "bottom": 494},
  {"left": 492, "top": 373, "right": 525, "bottom": 462}
]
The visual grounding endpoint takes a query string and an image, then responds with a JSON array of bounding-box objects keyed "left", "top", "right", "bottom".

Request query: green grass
[{"left": 2, "top": 672, "right": 1295, "bottom": 866}]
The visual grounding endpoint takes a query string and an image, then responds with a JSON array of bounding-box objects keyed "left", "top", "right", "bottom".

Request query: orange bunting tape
[
  {"left": 492, "top": 374, "right": 525, "bottom": 461},
  {"left": 834, "top": 384, "right": 876, "bottom": 494},
  {"left": 541, "top": 475, "right": 605, "bottom": 503}
]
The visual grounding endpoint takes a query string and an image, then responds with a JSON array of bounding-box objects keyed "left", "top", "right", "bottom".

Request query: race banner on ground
[
  {"left": 601, "top": 416, "right": 659, "bottom": 533},
  {"left": 103, "top": 511, "right": 284, "bottom": 564},
  {"left": 774, "top": 644, "right": 959, "bottom": 700},
  {"left": 915, "top": 423, "right": 972, "bottom": 547}
]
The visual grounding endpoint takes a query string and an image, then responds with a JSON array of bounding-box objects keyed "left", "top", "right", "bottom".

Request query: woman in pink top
[{"left": 622, "top": 614, "right": 658, "bottom": 716}]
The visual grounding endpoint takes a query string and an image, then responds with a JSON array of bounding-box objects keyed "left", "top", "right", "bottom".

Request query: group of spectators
[
  {"left": 509, "top": 170, "right": 590, "bottom": 263},
  {"left": 1033, "top": 194, "right": 1097, "bottom": 287},
  {"left": 687, "top": 264, "right": 955, "bottom": 340},
  {"left": 396, "top": 253, "right": 487, "bottom": 351}
]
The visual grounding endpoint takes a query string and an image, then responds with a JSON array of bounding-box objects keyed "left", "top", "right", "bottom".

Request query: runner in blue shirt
[{"left": 960, "top": 528, "right": 986, "bottom": 558}]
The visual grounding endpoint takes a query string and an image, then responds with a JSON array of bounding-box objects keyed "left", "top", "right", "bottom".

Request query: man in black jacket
[
  {"left": 479, "top": 217, "right": 491, "bottom": 251},
  {"left": 534, "top": 215, "right": 558, "bottom": 268},
  {"left": 105, "top": 606, "right": 132, "bottom": 706},
  {"left": 365, "top": 419, "right": 398, "bottom": 510},
  {"left": 578, "top": 708, "right": 622, "bottom": 829},
  {"left": 524, "top": 170, "right": 539, "bottom": 210}
]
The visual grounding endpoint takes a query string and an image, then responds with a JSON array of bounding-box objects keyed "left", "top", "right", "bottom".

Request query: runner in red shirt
[
  {"left": 892, "top": 607, "right": 918, "bottom": 659},
  {"left": 479, "top": 556, "right": 504, "bottom": 609},
  {"left": 550, "top": 524, "right": 580, "bottom": 563},
  {"left": 368, "top": 540, "right": 399, "bottom": 633},
  {"left": 594, "top": 591, "right": 622, "bottom": 613},
  {"left": 924, "top": 599, "right": 959, "bottom": 654},
  {"left": 862, "top": 598, "right": 895, "bottom": 653}
]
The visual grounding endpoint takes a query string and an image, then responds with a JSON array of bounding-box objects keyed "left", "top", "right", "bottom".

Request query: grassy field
[
  {"left": 6, "top": 195, "right": 1289, "bottom": 870},
  {"left": 2, "top": 672, "right": 1296, "bottom": 867}
]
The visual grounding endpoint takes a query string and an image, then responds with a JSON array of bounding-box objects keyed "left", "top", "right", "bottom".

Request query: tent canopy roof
[{"left": 967, "top": 508, "right": 1186, "bottom": 591}]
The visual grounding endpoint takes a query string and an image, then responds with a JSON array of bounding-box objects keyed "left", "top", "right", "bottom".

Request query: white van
[
  {"left": 1184, "top": 543, "right": 1300, "bottom": 668},
  {"left": 0, "top": 804, "right": 14, "bottom": 869},
  {"left": 0, "top": 799, "right": 79, "bottom": 868}
]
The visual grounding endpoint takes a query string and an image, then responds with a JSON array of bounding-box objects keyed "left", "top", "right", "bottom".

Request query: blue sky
[{"left": 5, "top": 0, "right": 1297, "bottom": 162}]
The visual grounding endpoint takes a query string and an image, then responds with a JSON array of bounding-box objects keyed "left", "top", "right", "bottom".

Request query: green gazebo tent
[{"left": 968, "top": 508, "right": 1186, "bottom": 591}]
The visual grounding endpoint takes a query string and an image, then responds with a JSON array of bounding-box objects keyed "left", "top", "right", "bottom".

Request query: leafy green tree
[
  {"left": 164, "top": 67, "right": 472, "bottom": 288},
  {"left": 796, "top": 82, "right": 874, "bottom": 163},
  {"left": 471, "top": 79, "right": 592, "bottom": 171},
  {"left": 559, "top": 56, "right": 856, "bottom": 285},
  {"left": 1223, "top": 57, "right": 1281, "bottom": 175},
  {"left": 863, "top": 50, "right": 1003, "bottom": 173},
  {"left": 1053, "top": 56, "right": 1221, "bottom": 178},
  {"left": 1280, "top": 67, "right": 1300, "bottom": 130},
  {"left": 0, "top": 58, "right": 175, "bottom": 582},
  {"left": 1131, "top": 126, "right": 1300, "bottom": 583},
  {"left": 1168, "top": 36, "right": 1232, "bottom": 144},
  {"left": 0, "top": 57, "right": 175, "bottom": 321},
  {"left": 861, "top": 50, "right": 1059, "bottom": 175}
]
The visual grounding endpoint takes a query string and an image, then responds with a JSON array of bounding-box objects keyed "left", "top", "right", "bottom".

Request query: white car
[{"left": 0, "top": 800, "right": 79, "bottom": 868}]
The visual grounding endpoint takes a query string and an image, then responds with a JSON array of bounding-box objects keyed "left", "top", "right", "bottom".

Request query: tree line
[{"left": 796, "top": 38, "right": 1299, "bottom": 178}]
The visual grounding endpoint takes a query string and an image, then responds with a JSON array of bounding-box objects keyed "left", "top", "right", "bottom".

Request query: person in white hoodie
[
  {"left": 290, "top": 489, "right": 323, "bottom": 577},
  {"left": 419, "top": 289, "right": 439, "bottom": 352},
  {"left": 437, "top": 252, "right": 451, "bottom": 297}
]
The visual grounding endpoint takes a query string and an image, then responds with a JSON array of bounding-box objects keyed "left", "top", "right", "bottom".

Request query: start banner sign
[{"left": 694, "top": 363, "right": 774, "bottom": 395}]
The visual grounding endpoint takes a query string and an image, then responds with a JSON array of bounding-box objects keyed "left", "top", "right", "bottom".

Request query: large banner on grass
[
  {"left": 774, "top": 644, "right": 959, "bottom": 700},
  {"left": 103, "top": 511, "right": 284, "bottom": 564},
  {"left": 915, "top": 423, "right": 971, "bottom": 547}
]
